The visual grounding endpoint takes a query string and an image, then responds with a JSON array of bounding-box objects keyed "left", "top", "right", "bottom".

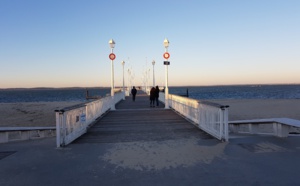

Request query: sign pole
[
  {"left": 163, "top": 38, "right": 170, "bottom": 109},
  {"left": 164, "top": 51, "right": 170, "bottom": 109},
  {"left": 110, "top": 48, "right": 115, "bottom": 110},
  {"left": 108, "top": 39, "right": 117, "bottom": 110},
  {"left": 165, "top": 59, "right": 169, "bottom": 108}
]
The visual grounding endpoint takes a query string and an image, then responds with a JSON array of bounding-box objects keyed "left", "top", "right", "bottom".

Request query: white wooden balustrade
[
  {"left": 55, "top": 91, "right": 124, "bottom": 147},
  {"left": 159, "top": 92, "right": 229, "bottom": 141}
]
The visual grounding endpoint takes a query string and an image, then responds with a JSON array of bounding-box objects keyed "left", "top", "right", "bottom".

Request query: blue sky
[{"left": 1, "top": 0, "right": 299, "bottom": 88}]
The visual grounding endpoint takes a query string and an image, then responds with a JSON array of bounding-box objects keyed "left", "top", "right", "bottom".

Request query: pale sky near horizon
[{"left": 1, "top": 0, "right": 299, "bottom": 88}]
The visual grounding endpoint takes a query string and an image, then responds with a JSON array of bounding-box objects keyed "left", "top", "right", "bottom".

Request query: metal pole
[
  {"left": 164, "top": 47, "right": 169, "bottom": 109},
  {"left": 111, "top": 48, "right": 115, "bottom": 110},
  {"left": 122, "top": 63, "right": 125, "bottom": 91},
  {"left": 148, "top": 69, "right": 150, "bottom": 88},
  {"left": 165, "top": 67, "right": 169, "bottom": 109},
  {"left": 153, "top": 63, "right": 155, "bottom": 87},
  {"left": 122, "top": 61, "right": 125, "bottom": 100}
]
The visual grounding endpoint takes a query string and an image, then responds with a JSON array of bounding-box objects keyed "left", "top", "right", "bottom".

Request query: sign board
[
  {"left": 80, "top": 114, "right": 86, "bottom": 122},
  {"left": 164, "top": 61, "right": 170, "bottom": 65},
  {"left": 163, "top": 52, "right": 170, "bottom": 59},
  {"left": 109, "top": 53, "right": 116, "bottom": 60}
]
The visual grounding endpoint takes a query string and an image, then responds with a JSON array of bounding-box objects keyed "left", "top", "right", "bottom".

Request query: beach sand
[
  {"left": 0, "top": 99, "right": 300, "bottom": 127},
  {"left": 209, "top": 99, "right": 300, "bottom": 121},
  {"left": 0, "top": 101, "right": 82, "bottom": 127}
]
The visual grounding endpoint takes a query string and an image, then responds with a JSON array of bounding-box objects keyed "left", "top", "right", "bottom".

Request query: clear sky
[{"left": 1, "top": 0, "right": 299, "bottom": 88}]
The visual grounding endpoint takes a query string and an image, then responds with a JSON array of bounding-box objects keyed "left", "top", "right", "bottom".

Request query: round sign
[
  {"left": 109, "top": 53, "right": 116, "bottom": 60},
  {"left": 163, "top": 52, "right": 170, "bottom": 59}
]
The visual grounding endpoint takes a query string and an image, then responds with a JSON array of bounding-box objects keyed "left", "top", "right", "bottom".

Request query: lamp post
[
  {"left": 121, "top": 60, "right": 125, "bottom": 100},
  {"left": 152, "top": 60, "right": 155, "bottom": 87},
  {"left": 127, "top": 68, "right": 131, "bottom": 90},
  {"left": 148, "top": 68, "right": 151, "bottom": 86},
  {"left": 109, "top": 39, "right": 116, "bottom": 110},
  {"left": 163, "top": 38, "right": 170, "bottom": 109}
]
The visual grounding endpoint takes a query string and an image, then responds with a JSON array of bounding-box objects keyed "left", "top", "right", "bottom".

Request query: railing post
[
  {"left": 85, "top": 104, "right": 89, "bottom": 126},
  {"left": 219, "top": 108, "right": 224, "bottom": 140},
  {"left": 222, "top": 106, "right": 229, "bottom": 142},
  {"left": 62, "top": 112, "right": 67, "bottom": 147},
  {"left": 55, "top": 111, "right": 62, "bottom": 148}
]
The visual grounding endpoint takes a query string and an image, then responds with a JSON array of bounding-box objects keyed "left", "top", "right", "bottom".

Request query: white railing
[
  {"left": 55, "top": 92, "right": 124, "bottom": 147},
  {"left": 159, "top": 92, "right": 229, "bottom": 141},
  {"left": 114, "top": 90, "right": 125, "bottom": 103}
]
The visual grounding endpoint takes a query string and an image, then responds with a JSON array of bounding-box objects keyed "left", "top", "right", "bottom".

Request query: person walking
[
  {"left": 131, "top": 86, "right": 137, "bottom": 101},
  {"left": 150, "top": 87, "right": 155, "bottom": 107},
  {"left": 155, "top": 86, "right": 160, "bottom": 106}
]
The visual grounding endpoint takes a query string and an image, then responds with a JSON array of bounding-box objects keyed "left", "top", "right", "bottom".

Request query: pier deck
[
  {"left": 1, "top": 92, "right": 300, "bottom": 185},
  {"left": 75, "top": 91, "right": 212, "bottom": 144}
]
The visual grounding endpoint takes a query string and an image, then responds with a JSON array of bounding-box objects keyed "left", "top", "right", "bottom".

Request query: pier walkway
[
  {"left": 75, "top": 91, "right": 212, "bottom": 144},
  {"left": 1, "top": 91, "right": 300, "bottom": 185}
]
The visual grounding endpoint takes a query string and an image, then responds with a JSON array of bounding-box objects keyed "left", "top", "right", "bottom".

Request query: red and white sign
[
  {"left": 109, "top": 53, "right": 116, "bottom": 60},
  {"left": 163, "top": 52, "right": 170, "bottom": 59}
]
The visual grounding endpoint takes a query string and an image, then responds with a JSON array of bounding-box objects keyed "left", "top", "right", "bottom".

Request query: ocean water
[
  {"left": 169, "top": 85, "right": 300, "bottom": 100},
  {"left": 0, "top": 87, "right": 110, "bottom": 103},
  {"left": 1, "top": 85, "right": 300, "bottom": 103}
]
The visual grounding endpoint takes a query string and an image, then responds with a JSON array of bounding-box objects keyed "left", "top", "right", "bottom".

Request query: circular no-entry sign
[
  {"left": 109, "top": 53, "right": 116, "bottom": 60},
  {"left": 163, "top": 52, "right": 170, "bottom": 59}
]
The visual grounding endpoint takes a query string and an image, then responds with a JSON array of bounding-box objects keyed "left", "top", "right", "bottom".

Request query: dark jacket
[
  {"left": 155, "top": 86, "right": 159, "bottom": 98},
  {"left": 131, "top": 87, "right": 137, "bottom": 95},
  {"left": 150, "top": 87, "right": 156, "bottom": 100}
]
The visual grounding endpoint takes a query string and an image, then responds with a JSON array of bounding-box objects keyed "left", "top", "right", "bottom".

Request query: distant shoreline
[
  {"left": 169, "top": 83, "right": 300, "bottom": 88},
  {"left": 1, "top": 83, "right": 300, "bottom": 90},
  {"left": 0, "top": 87, "right": 110, "bottom": 90}
]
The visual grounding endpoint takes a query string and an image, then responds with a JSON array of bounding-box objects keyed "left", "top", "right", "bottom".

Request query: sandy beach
[
  {"left": 0, "top": 99, "right": 300, "bottom": 127},
  {"left": 210, "top": 99, "right": 300, "bottom": 121},
  {"left": 0, "top": 101, "right": 82, "bottom": 127}
]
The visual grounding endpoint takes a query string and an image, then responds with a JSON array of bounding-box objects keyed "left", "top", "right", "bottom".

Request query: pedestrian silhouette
[
  {"left": 131, "top": 86, "right": 137, "bottom": 101},
  {"left": 150, "top": 87, "right": 155, "bottom": 107}
]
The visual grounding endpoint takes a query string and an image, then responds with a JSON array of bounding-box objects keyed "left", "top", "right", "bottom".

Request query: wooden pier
[{"left": 75, "top": 91, "right": 212, "bottom": 144}]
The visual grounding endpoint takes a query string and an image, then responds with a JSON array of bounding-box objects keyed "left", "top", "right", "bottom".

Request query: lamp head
[
  {"left": 109, "top": 39, "right": 115, "bottom": 49},
  {"left": 152, "top": 60, "right": 155, "bottom": 65},
  {"left": 163, "top": 38, "right": 169, "bottom": 48}
]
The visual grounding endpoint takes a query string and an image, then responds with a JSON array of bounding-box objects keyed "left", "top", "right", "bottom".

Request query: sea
[{"left": 1, "top": 85, "right": 300, "bottom": 103}]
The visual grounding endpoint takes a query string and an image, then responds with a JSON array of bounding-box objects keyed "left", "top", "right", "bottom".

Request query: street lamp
[
  {"left": 121, "top": 60, "right": 125, "bottom": 100},
  {"left": 152, "top": 60, "right": 155, "bottom": 87},
  {"left": 164, "top": 38, "right": 170, "bottom": 49},
  {"left": 127, "top": 68, "right": 131, "bottom": 90},
  {"left": 163, "top": 38, "right": 170, "bottom": 109},
  {"left": 148, "top": 68, "right": 151, "bottom": 93},
  {"left": 109, "top": 39, "right": 116, "bottom": 110}
]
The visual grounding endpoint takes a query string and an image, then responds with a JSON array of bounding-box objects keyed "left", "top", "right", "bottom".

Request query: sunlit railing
[
  {"left": 159, "top": 92, "right": 229, "bottom": 141},
  {"left": 55, "top": 91, "right": 124, "bottom": 147}
]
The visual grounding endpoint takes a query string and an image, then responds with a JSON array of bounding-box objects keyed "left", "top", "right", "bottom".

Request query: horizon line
[{"left": 1, "top": 83, "right": 300, "bottom": 89}]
